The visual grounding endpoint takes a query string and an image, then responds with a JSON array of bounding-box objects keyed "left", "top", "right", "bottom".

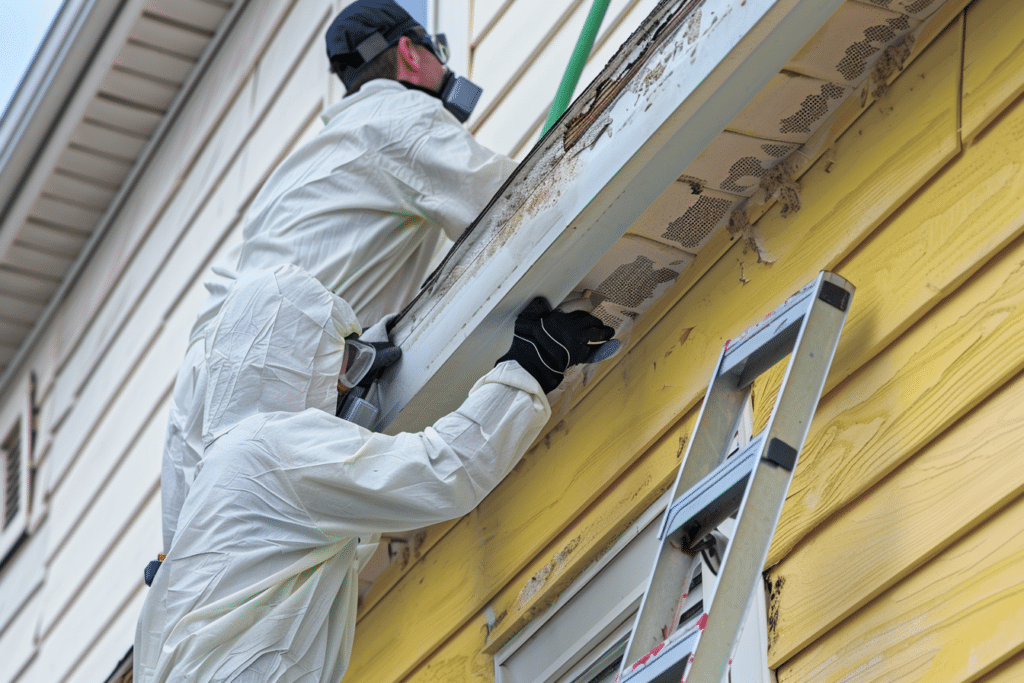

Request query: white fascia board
[{"left": 379, "top": 0, "right": 845, "bottom": 434}]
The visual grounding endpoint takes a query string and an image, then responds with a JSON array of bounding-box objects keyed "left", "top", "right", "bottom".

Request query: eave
[
  {"left": 0, "top": 0, "right": 239, "bottom": 391},
  {"left": 379, "top": 0, "right": 958, "bottom": 434}
]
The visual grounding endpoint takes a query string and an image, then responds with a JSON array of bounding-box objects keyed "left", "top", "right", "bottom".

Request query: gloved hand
[
  {"left": 357, "top": 341, "right": 402, "bottom": 388},
  {"left": 497, "top": 297, "right": 615, "bottom": 393},
  {"left": 358, "top": 313, "right": 399, "bottom": 344}
]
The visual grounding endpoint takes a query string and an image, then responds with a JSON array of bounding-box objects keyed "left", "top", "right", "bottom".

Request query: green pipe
[{"left": 541, "top": 0, "right": 611, "bottom": 138}]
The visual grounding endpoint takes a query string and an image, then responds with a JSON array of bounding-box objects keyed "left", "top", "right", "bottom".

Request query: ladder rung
[
  {"left": 618, "top": 623, "right": 700, "bottom": 683},
  {"left": 620, "top": 272, "right": 854, "bottom": 683},
  {"left": 719, "top": 278, "right": 821, "bottom": 384},
  {"left": 661, "top": 433, "right": 764, "bottom": 545}
]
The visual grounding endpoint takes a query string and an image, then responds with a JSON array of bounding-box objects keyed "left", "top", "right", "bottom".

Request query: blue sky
[
  {"left": 0, "top": 0, "right": 64, "bottom": 117},
  {"left": 396, "top": 0, "right": 428, "bottom": 26}
]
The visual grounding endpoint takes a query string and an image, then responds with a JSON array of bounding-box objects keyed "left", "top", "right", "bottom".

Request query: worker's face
[{"left": 396, "top": 36, "right": 448, "bottom": 94}]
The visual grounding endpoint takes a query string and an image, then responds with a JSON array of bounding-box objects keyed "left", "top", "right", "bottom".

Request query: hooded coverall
[
  {"left": 135, "top": 264, "right": 550, "bottom": 682},
  {"left": 161, "top": 79, "right": 518, "bottom": 551}
]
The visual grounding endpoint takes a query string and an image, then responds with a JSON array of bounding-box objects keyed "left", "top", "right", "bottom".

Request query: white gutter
[
  {"left": 379, "top": 0, "right": 846, "bottom": 434},
  {"left": 0, "top": 0, "right": 251, "bottom": 398}
]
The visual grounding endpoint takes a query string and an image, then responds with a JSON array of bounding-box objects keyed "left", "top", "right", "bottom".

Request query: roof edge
[{"left": 0, "top": 0, "right": 128, "bottom": 229}]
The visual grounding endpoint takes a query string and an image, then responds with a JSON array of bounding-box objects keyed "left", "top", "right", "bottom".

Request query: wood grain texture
[
  {"left": 343, "top": 24, "right": 960, "bottom": 683},
  {"left": 770, "top": 79, "right": 1024, "bottom": 565},
  {"left": 961, "top": 0, "right": 1024, "bottom": 142},
  {"left": 404, "top": 615, "right": 493, "bottom": 683},
  {"left": 777, "top": 491, "right": 1024, "bottom": 683},
  {"left": 768, "top": 356, "right": 1024, "bottom": 665}
]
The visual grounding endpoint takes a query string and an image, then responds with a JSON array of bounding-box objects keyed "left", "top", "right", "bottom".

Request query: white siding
[
  {"left": 468, "top": 0, "right": 656, "bottom": 157},
  {"left": 0, "top": 0, "right": 341, "bottom": 679}
]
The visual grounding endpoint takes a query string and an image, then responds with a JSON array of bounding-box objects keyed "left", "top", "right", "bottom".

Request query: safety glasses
[
  {"left": 410, "top": 30, "right": 449, "bottom": 65},
  {"left": 338, "top": 339, "right": 378, "bottom": 390}
]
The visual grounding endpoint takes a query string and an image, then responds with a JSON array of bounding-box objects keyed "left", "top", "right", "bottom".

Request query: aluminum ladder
[{"left": 618, "top": 271, "right": 854, "bottom": 683}]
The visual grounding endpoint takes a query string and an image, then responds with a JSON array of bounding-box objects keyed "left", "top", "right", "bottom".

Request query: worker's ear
[{"left": 396, "top": 35, "right": 422, "bottom": 74}]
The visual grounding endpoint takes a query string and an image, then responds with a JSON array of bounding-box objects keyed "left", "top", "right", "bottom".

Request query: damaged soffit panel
[{"left": 379, "top": 0, "right": 954, "bottom": 434}]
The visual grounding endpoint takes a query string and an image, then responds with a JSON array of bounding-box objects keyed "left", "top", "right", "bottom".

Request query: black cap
[{"left": 326, "top": 0, "right": 423, "bottom": 89}]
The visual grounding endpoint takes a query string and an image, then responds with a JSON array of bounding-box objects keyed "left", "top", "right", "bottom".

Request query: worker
[
  {"left": 134, "top": 264, "right": 614, "bottom": 682},
  {"left": 160, "top": 0, "right": 519, "bottom": 554}
]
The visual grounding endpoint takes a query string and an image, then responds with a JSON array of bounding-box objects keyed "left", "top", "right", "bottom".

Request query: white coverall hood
[{"left": 202, "top": 265, "right": 360, "bottom": 445}]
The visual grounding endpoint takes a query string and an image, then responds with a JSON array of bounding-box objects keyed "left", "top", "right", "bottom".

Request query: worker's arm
[
  {"left": 282, "top": 360, "right": 550, "bottom": 537},
  {"left": 279, "top": 297, "right": 612, "bottom": 537}
]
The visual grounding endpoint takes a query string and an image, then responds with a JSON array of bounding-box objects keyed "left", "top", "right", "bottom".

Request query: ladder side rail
[
  {"left": 664, "top": 372, "right": 752, "bottom": 530},
  {"left": 684, "top": 274, "right": 852, "bottom": 683},
  {"left": 621, "top": 545, "right": 700, "bottom": 680},
  {"left": 625, "top": 343, "right": 747, "bottom": 668}
]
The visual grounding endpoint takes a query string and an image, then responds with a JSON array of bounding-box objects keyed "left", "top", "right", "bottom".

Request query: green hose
[{"left": 540, "top": 0, "right": 611, "bottom": 138}]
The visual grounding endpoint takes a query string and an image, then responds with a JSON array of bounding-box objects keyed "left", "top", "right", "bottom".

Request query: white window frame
[
  {"left": 0, "top": 376, "right": 32, "bottom": 562},
  {"left": 494, "top": 401, "right": 776, "bottom": 683}
]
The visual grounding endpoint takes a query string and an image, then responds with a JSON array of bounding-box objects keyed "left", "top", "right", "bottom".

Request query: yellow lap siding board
[
  {"left": 343, "top": 21, "right": 961, "bottom": 683},
  {"left": 961, "top": 0, "right": 1024, "bottom": 142},
  {"left": 777, "top": 490, "right": 1024, "bottom": 683},
  {"left": 768, "top": 243, "right": 1024, "bottom": 664},
  {"left": 772, "top": 59, "right": 1024, "bottom": 566},
  {"left": 407, "top": 612, "right": 494, "bottom": 683},
  {"left": 482, "top": 408, "right": 699, "bottom": 652},
  {"left": 978, "top": 651, "right": 1024, "bottom": 683}
]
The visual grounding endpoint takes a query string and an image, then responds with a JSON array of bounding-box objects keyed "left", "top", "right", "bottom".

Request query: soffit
[
  {"left": 0, "top": 0, "right": 233, "bottom": 378},
  {"left": 380, "top": 0, "right": 958, "bottom": 433}
]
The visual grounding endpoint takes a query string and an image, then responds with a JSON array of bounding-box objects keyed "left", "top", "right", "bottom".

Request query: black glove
[
  {"left": 497, "top": 297, "right": 615, "bottom": 393},
  {"left": 144, "top": 556, "right": 164, "bottom": 587},
  {"left": 357, "top": 341, "right": 402, "bottom": 388}
]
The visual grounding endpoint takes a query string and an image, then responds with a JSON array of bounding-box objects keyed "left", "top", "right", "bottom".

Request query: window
[{"left": 495, "top": 401, "right": 774, "bottom": 683}]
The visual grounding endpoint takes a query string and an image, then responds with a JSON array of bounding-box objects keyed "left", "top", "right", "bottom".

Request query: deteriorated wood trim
[{"left": 563, "top": 0, "right": 704, "bottom": 151}]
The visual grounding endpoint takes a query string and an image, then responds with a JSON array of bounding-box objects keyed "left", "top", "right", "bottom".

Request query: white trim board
[{"left": 380, "top": 0, "right": 846, "bottom": 434}]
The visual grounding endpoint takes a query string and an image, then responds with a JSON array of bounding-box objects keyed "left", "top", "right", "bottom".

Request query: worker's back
[{"left": 190, "top": 78, "right": 517, "bottom": 338}]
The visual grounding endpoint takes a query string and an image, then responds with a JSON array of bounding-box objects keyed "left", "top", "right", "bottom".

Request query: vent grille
[
  {"left": 3, "top": 426, "right": 21, "bottom": 530},
  {"left": 662, "top": 195, "right": 734, "bottom": 250},
  {"left": 594, "top": 256, "right": 681, "bottom": 309},
  {"left": 836, "top": 15, "right": 912, "bottom": 81},
  {"left": 779, "top": 82, "right": 847, "bottom": 135}
]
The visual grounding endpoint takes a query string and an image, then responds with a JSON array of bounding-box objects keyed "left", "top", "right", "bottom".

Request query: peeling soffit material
[{"left": 378, "top": 0, "right": 851, "bottom": 434}]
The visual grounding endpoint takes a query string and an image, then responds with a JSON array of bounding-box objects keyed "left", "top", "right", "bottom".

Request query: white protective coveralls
[
  {"left": 136, "top": 264, "right": 549, "bottom": 683},
  {"left": 161, "top": 78, "right": 518, "bottom": 551}
]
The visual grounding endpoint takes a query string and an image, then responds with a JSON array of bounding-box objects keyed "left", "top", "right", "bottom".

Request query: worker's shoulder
[{"left": 326, "top": 80, "right": 459, "bottom": 135}]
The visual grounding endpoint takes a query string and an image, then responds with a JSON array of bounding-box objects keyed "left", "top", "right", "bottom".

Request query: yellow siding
[
  {"left": 961, "top": 0, "right": 1024, "bottom": 142},
  {"left": 768, "top": 256, "right": 1024, "bottom": 663},
  {"left": 778, "top": 491, "right": 1024, "bottom": 683},
  {"left": 346, "top": 2, "right": 1024, "bottom": 682}
]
